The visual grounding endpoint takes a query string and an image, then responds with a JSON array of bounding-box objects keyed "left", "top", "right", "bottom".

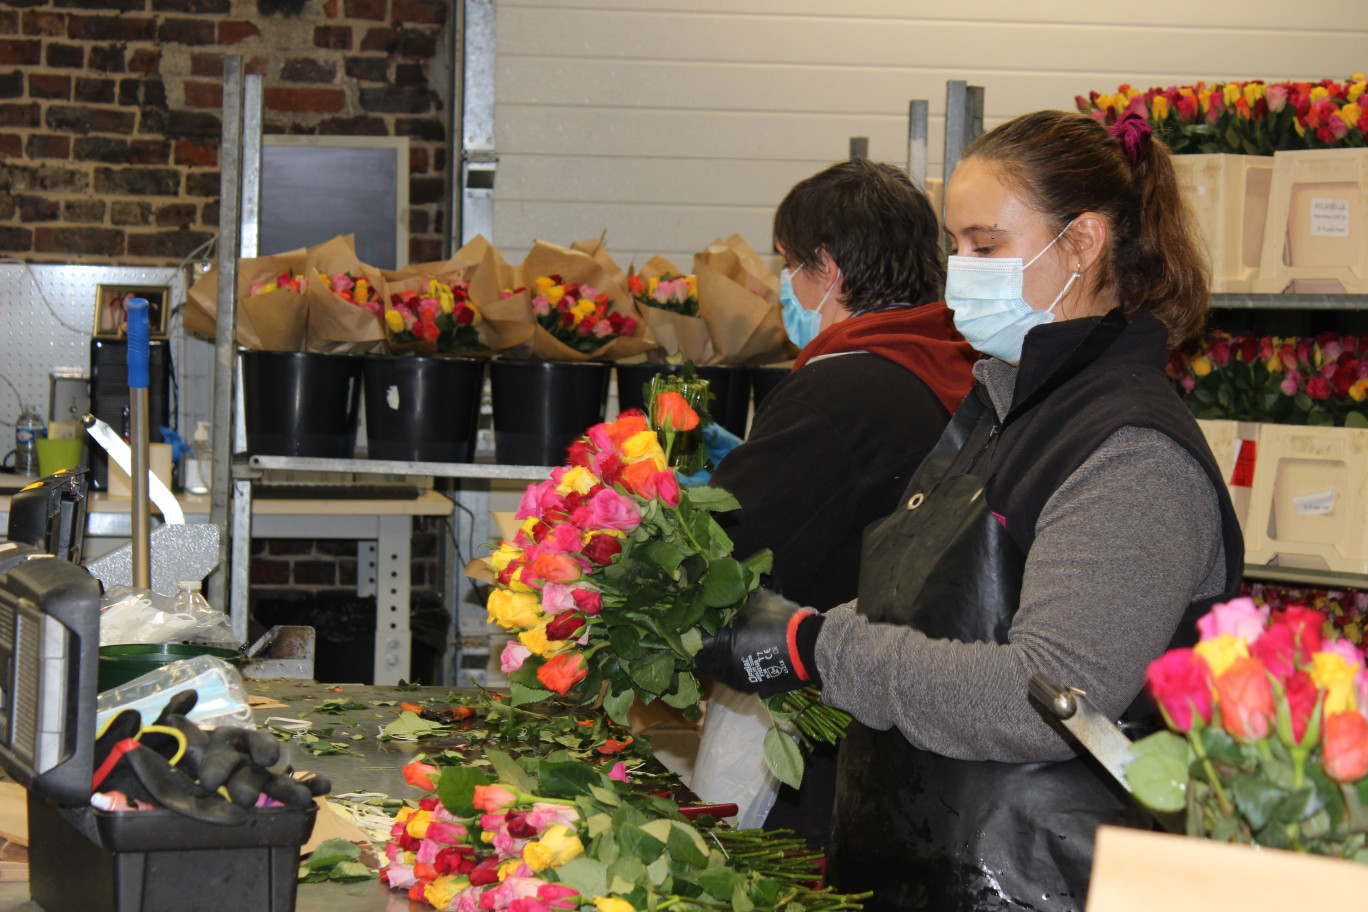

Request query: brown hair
[
  {"left": 773, "top": 158, "right": 944, "bottom": 314},
  {"left": 962, "top": 110, "right": 1208, "bottom": 347}
]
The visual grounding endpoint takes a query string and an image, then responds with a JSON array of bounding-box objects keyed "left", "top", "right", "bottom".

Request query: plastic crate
[
  {"left": 1195, "top": 418, "right": 1259, "bottom": 534},
  {"left": 1172, "top": 153, "right": 1274, "bottom": 293},
  {"left": 1244, "top": 423, "right": 1368, "bottom": 572},
  {"left": 27, "top": 793, "right": 316, "bottom": 912},
  {"left": 1252, "top": 148, "right": 1368, "bottom": 293}
]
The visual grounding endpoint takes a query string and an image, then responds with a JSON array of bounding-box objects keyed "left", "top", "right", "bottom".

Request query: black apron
[{"left": 828, "top": 313, "right": 1150, "bottom": 912}]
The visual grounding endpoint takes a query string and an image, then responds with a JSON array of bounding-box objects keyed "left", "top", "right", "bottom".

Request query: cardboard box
[
  {"left": 1087, "top": 825, "right": 1368, "bottom": 911},
  {"left": 1243, "top": 422, "right": 1368, "bottom": 572},
  {"left": 1172, "top": 154, "right": 1274, "bottom": 293},
  {"left": 1252, "top": 148, "right": 1368, "bottom": 293}
]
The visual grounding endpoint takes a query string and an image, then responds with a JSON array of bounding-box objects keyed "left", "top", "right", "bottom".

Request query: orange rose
[
  {"left": 605, "top": 413, "right": 649, "bottom": 447},
  {"left": 402, "top": 761, "right": 440, "bottom": 792},
  {"left": 619, "top": 459, "right": 659, "bottom": 499},
  {"left": 1213, "top": 656, "right": 1274, "bottom": 741},
  {"left": 537, "top": 651, "right": 588, "bottom": 695},
  {"left": 1323, "top": 711, "right": 1368, "bottom": 783},
  {"left": 652, "top": 391, "right": 699, "bottom": 432}
]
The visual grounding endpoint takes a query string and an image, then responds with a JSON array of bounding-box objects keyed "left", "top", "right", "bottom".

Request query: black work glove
[{"left": 695, "top": 589, "right": 823, "bottom": 697}]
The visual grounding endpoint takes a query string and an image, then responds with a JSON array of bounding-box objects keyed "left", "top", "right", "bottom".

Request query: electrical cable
[{"left": 0, "top": 372, "right": 24, "bottom": 429}]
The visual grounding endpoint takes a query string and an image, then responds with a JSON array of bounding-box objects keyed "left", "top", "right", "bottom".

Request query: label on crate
[
  {"left": 1309, "top": 198, "right": 1351, "bottom": 237},
  {"left": 1292, "top": 489, "right": 1336, "bottom": 515}
]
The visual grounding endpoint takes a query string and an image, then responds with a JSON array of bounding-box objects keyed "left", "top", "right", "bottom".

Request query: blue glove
[{"left": 677, "top": 423, "right": 745, "bottom": 486}]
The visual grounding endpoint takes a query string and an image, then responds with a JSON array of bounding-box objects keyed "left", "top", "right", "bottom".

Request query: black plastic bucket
[
  {"left": 615, "top": 364, "right": 751, "bottom": 438},
  {"left": 749, "top": 365, "right": 792, "bottom": 418},
  {"left": 241, "top": 351, "right": 361, "bottom": 458},
  {"left": 362, "top": 356, "right": 484, "bottom": 462},
  {"left": 489, "top": 360, "right": 610, "bottom": 466}
]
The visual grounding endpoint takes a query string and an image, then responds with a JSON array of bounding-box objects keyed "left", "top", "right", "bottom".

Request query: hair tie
[{"left": 1107, "top": 110, "right": 1152, "bottom": 171}]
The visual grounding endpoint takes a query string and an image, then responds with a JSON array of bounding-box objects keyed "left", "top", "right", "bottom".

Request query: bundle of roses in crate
[
  {"left": 1166, "top": 330, "right": 1368, "bottom": 427},
  {"left": 1130, "top": 597, "right": 1368, "bottom": 858},
  {"left": 1078, "top": 75, "right": 1367, "bottom": 154},
  {"left": 382, "top": 750, "right": 870, "bottom": 912}
]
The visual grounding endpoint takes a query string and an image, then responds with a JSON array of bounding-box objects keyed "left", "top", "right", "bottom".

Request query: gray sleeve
[{"left": 814, "top": 426, "right": 1226, "bottom": 763}]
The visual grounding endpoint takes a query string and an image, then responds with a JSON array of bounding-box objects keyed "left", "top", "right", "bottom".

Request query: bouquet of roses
[
  {"left": 628, "top": 272, "right": 699, "bottom": 318},
  {"left": 385, "top": 278, "right": 486, "bottom": 354},
  {"left": 1129, "top": 597, "right": 1368, "bottom": 858},
  {"left": 248, "top": 269, "right": 307, "bottom": 296},
  {"left": 1167, "top": 330, "right": 1368, "bottom": 427},
  {"left": 382, "top": 750, "right": 870, "bottom": 912},
  {"left": 520, "top": 275, "right": 638, "bottom": 355},
  {"left": 319, "top": 271, "right": 382, "bottom": 314}
]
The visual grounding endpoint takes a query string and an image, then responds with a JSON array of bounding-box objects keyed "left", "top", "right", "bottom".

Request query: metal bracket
[{"left": 906, "top": 100, "right": 929, "bottom": 189}]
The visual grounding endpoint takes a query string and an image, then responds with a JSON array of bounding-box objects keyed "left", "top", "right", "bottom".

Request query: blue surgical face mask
[
  {"left": 945, "top": 223, "right": 1081, "bottom": 363},
  {"left": 780, "top": 266, "right": 838, "bottom": 350}
]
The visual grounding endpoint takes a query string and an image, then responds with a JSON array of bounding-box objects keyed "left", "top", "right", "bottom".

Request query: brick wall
[
  {"left": 247, "top": 515, "right": 443, "bottom": 598},
  {"left": 0, "top": 0, "right": 449, "bottom": 266}
]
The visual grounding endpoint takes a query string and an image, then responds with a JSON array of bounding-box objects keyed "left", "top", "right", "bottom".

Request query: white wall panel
[{"left": 492, "top": 0, "right": 1368, "bottom": 267}]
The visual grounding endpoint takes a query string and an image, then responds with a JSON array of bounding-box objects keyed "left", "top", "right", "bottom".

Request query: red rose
[
  {"left": 504, "top": 810, "right": 537, "bottom": 838},
  {"left": 537, "top": 651, "right": 588, "bottom": 695},
  {"left": 571, "top": 588, "right": 602, "bottom": 616},
  {"left": 565, "top": 439, "right": 592, "bottom": 468},
  {"left": 1145, "top": 648, "right": 1213, "bottom": 731},
  {"left": 628, "top": 275, "right": 645, "bottom": 295},
  {"left": 1283, "top": 670, "right": 1320, "bottom": 745},
  {"left": 468, "top": 856, "right": 502, "bottom": 886},
  {"left": 545, "top": 611, "right": 585, "bottom": 641},
  {"left": 1307, "top": 375, "right": 1332, "bottom": 400},
  {"left": 581, "top": 533, "right": 622, "bottom": 565}
]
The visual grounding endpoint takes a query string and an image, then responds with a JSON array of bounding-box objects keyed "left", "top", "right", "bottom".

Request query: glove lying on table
[
  {"left": 94, "top": 689, "right": 330, "bottom": 824},
  {"left": 695, "top": 589, "right": 824, "bottom": 697}
]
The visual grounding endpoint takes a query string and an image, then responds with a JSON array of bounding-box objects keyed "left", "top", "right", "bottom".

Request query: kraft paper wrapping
[
  {"left": 629, "top": 255, "right": 716, "bottom": 365},
  {"left": 185, "top": 245, "right": 310, "bottom": 352},
  {"left": 693, "top": 235, "right": 794, "bottom": 365},
  {"left": 385, "top": 234, "right": 511, "bottom": 287},
  {"left": 381, "top": 272, "right": 533, "bottom": 358},
  {"left": 303, "top": 235, "right": 387, "bottom": 354},
  {"left": 494, "top": 240, "right": 655, "bottom": 362}
]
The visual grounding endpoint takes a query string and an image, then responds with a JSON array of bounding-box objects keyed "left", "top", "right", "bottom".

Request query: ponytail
[{"left": 964, "top": 110, "right": 1209, "bottom": 347}]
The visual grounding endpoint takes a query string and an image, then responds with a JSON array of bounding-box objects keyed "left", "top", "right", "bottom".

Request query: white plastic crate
[
  {"left": 1244, "top": 423, "right": 1368, "bottom": 572},
  {"left": 1195, "top": 418, "right": 1259, "bottom": 534},
  {"left": 1252, "top": 148, "right": 1368, "bottom": 293},
  {"left": 1172, "top": 154, "right": 1274, "bottom": 293}
]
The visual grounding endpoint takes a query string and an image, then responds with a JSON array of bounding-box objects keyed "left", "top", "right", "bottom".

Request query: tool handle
[
  {"left": 1028, "top": 674, "right": 1078, "bottom": 720},
  {"left": 126, "top": 297, "right": 149, "bottom": 389}
]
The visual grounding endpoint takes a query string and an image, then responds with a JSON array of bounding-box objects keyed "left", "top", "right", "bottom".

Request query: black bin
[
  {"left": 489, "top": 360, "right": 610, "bottom": 466},
  {"left": 363, "top": 355, "right": 485, "bottom": 462},
  {"left": 241, "top": 351, "right": 361, "bottom": 458},
  {"left": 28, "top": 793, "right": 316, "bottom": 912},
  {"left": 615, "top": 364, "right": 751, "bottom": 438}
]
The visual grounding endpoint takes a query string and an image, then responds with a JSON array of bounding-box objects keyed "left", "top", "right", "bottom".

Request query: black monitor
[
  {"left": 5, "top": 469, "right": 89, "bottom": 564},
  {"left": 0, "top": 548, "right": 99, "bottom": 805}
]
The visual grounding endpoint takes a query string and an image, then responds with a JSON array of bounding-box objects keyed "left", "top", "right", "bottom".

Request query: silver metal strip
[
  {"left": 907, "top": 100, "right": 929, "bottom": 189},
  {"left": 242, "top": 454, "right": 553, "bottom": 480},
  {"left": 239, "top": 74, "right": 264, "bottom": 259},
  {"left": 207, "top": 55, "right": 245, "bottom": 615},
  {"left": 460, "top": 0, "right": 497, "bottom": 245},
  {"left": 229, "top": 479, "right": 252, "bottom": 642},
  {"left": 374, "top": 514, "right": 412, "bottom": 684}
]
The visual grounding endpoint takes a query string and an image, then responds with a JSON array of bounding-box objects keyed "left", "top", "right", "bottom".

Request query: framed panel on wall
[{"left": 259, "top": 135, "right": 410, "bottom": 271}]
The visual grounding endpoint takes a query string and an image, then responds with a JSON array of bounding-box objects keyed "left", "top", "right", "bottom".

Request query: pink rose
[
  {"left": 524, "top": 802, "right": 579, "bottom": 833},
  {"left": 607, "top": 761, "right": 630, "bottom": 782},
  {"left": 501, "top": 639, "right": 532, "bottom": 673},
  {"left": 1267, "top": 84, "right": 1288, "bottom": 113},
  {"left": 1280, "top": 371, "right": 1302, "bottom": 396},
  {"left": 540, "top": 582, "right": 576, "bottom": 615},
  {"left": 655, "top": 470, "right": 680, "bottom": 507},
  {"left": 546, "top": 523, "right": 582, "bottom": 554},
  {"left": 426, "top": 820, "right": 468, "bottom": 846},
  {"left": 517, "top": 480, "right": 563, "bottom": 520},
  {"left": 1322, "top": 637, "right": 1366, "bottom": 669},
  {"left": 472, "top": 783, "right": 519, "bottom": 813},
  {"left": 1196, "top": 597, "right": 1269, "bottom": 643},
  {"left": 1145, "top": 648, "right": 1213, "bottom": 731},
  {"left": 588, "top": 487, "right": 642, "bottom": 532}
]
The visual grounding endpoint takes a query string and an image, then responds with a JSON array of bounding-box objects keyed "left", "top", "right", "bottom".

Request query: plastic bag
[
  {"left": 96, "top": 655, "right": 253, "bottom": 731},
  {"left": 690, "top": 683, "right": 781, "bottom": 829},
  {"left": 100, "top": 583, "right": 238, "bottom": 649}
]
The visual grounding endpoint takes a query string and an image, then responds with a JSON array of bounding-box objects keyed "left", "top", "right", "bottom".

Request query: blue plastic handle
[{"left": 125, "top": 297, "right": 149, "bottom": 389}]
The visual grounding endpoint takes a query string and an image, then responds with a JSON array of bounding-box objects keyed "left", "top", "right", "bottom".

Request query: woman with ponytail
[{"left": 698, "top": 109, "right": 1243, "bottom": 911}]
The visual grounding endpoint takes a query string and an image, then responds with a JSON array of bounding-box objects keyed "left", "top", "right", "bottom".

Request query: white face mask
[{"left": 944, "top": 222, "right": 1081, "bottom": 363}]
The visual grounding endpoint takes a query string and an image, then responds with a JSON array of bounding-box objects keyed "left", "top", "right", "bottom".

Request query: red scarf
[{"left": 792, "top": 301, "right": 979, "bottom": 414}]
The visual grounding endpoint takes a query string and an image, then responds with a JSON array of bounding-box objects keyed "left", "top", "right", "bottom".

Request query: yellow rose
[
  {"left": 686, "top": 275, "right": 698, "bottom": 297},
  {"left": 1194, "top": 634, "right": 1249, "bottom": 678},
  {"left": 395, "top": 806, "right": 416, "bottom": 826},
  {"left": 1198, "top": 90, "right": 1212, "bottom": 114},
  {"left": 1311, "top": 652, "right": 1359, "bottom": 714},
  {"left": 468, "top": 300, "right": 483, "bottom": 324},
  {"left": 488, "top": 541, "right": 522, "bottom": 573},
  {"left": 1350, "top": 378, "right": 1368, "bottom": 402},
  {"left": 594, "top": 899, "right": 636, "bottom": 912},
  {"left": 497, "top": 858, "right": 522, "bottom": 882},
  {"left": 535, "top": 276, "right": 555, "bottom": 291},
  {"left": 1341, "top": 102, "right": 1363, "bottom": 126},
  {"left": 1222, "top": 83, "right": 1241, "bottom": 107},
  {"left": 1310, "top": 85, "right": 1329, "bottom": 103},
  {"left": 385, "top": 309, "right": 406, "bottom": 333},
  {"left": 1265, "top": 354, "right": 1284, "bottom": 374},
  {"left": 1189, "top": 355, "right": 1213, "bottom": 377},
  {"left": 522, "top": 824, "right": 584, "bottom": 872},
  {"left": 1151, "top": 95, "right": 1170, "bottom": 120},
  {"left": 1350, "top": 82, "right": 1366, "bottom": 103},
  {"left": 647, "top": 276, "right": 659, "bottom": 296},
  {"left": 1125, "top": 86, "right": 1140, "bottom": 101},
  {"left": 545, "top": 285, "right": 566, "bottom": 305},
  {"left": 556, "top": 465, "right": 597, "bottom": 495},
  {"left": 571, "top": 298, "right": 597, "bottom": 323},
  {"left": 1243, "top": 82, "right": 1265, "bottom": 106},
  {"left": 354, "top": 278, "right": 370, "bottom": 302},
  {"left": 1293, "top": 118, "right": 1306, "bottom": 137},
  {"left": 487, "top": 589, "right": 542, "bottom": 630},
  {"left": 621, "top": 430, "right": 665, "bottom": 463},
  {"left": 519, "top": 623, "right": 552, "bottom": 656},
  {"left": 405, "top": 809, "right": 433, "bottom": 840},
  {"left": 424, "top": 875, "right": 468, "bottom": 910}
]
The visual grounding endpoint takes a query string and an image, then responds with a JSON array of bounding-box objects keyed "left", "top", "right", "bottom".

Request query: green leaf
[
  {"left": 610, "top": 848, "right": 653, "bottom": 881},
  {"left": 437, "top": 764, "right": 492, "bottom": 817},
  {"left": 702, "top": 557, "right": 748, "bottom": 608},
  {"left": 630, "top": 652, "right": 676, "bottom": 697},
  {"left": 602, "top": 687, "right": 634, "bottom": 726},
  {"left": 642, "top": 540, "right": 687, "bottom": 573},
  {"left": 486, "top": 749, "right": 537, "bottom": 793},
  {"left": 585, "top": 812, "right": 614, "bottom": 839},
  {"left": 741, "top": 548, "right": 773, "bottom": 577},
  {"left": 377, "top": 711, "right": 448, "bottom": 742},
  {"left": 510, "top": 680, "right": 553, "bottom": 706},
  {"left": 551, "top": 856, "right": 609, "bottom": 900},
  {"left": 666, "top": 821, "right": 710, "bottom": 868},
  {"left": 685, "top": 486, "right": 741, "bottom": 512},
  {"left": 1231, "top": 773, "right": 1289, "bottom": 831},
  {"left": 698, "top": 867, "right": 741, "bottom": 901},
  {"left": 589, "top": 785, "right": 621, "bottom": 807},
  {"left": 645, "top": 851, "right": 671, "bottom": 887},
  {"left": 306, "top": 838, "right": 359, "bottom": 870},
  {"left": 1345, "top": 411, "right": 1368, "bottom": 429},
  {"left": 763, "top": 727, "right": 804, "bottom": 789},
  {"left": 662, "top": 672, "right": 702, "bottom": 709},
  {"left": 1126, "top": 752, "right": 1188, "bottom": 813},
  {"left": 608, "top": 624, "right": 645, "bottom": 660},
  {"left": 328, "top": 861, "right": 376, "bottom": 882},
  {"left": 538, "top": 759, "right": 604, "bottom": 800}
]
